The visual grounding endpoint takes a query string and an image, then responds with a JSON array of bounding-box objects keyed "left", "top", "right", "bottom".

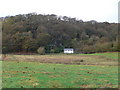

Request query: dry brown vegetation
[{"left": 2, "top": 54, "right": 117, "bottom": 66}]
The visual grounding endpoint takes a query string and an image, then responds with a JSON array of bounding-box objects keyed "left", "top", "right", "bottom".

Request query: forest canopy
[{"left": 1, "top": 13, "right": 119, "bottom": 54}]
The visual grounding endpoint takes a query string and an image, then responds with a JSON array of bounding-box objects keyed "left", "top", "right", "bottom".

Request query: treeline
[{"left": 2, "top": 13, "right": 119, "bottom": 54}]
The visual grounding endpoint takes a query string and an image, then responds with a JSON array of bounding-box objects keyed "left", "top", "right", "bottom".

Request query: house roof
[{"left": 64, "top": 48, "right": 74, "bottom": 50}]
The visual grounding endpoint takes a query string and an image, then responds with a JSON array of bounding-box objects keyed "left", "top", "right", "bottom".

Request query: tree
[{"left": 2, "top": 13, "right": 118, "bottom": 54}]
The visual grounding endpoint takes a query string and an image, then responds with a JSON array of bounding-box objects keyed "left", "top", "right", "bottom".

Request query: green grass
[
  {"left": 2, "top": 52, "right": 118, "bottom": 88},
  {"left": 3, "top": 61, "right": 118, "bottom": 88},
  {"left": 80, "top": 52, "right": 118, "bottom": 59}
]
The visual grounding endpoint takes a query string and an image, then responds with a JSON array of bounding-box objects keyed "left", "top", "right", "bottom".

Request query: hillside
[{"left": 1, "top": 13, "right": 119, "bottom": 54}]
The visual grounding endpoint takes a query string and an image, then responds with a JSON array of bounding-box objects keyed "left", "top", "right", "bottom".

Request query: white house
[{"left": 64, "top": 48, "right": 74, "bottom": 54}]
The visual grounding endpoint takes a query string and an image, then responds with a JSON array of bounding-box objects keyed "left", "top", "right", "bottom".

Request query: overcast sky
[{"left": 0, "top": 0, "right": 119, "bottom": 23}]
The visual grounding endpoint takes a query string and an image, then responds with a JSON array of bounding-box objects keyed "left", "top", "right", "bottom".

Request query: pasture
[{"left": 2, "top": 52, "right": 118, "bottom": 88}]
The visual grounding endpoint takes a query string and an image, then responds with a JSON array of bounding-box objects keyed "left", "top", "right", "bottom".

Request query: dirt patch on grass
[
  {"left": 3, "top": 70, "right": 54, "bottom": 75},
  {"left": 79, "top": 85, "right": 92, "bottom": 88}
]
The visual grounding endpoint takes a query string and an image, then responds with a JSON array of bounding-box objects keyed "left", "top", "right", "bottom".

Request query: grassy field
[
  {"left": 2, "top": 52, "right": 118, "bottom": 88},
  {"left": 80, "top": 52, "right": 118, "bottom": 59}
]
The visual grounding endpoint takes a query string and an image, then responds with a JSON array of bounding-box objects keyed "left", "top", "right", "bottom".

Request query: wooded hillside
[{"left": 1, "top": 13, "right": 119, "bottom": 54}]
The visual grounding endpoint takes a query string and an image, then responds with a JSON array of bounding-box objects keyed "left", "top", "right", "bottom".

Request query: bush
[{"left": 37, "top": 47, "right": 45, "bottom": 55}]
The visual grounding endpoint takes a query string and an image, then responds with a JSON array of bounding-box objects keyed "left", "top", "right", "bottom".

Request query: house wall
[{"left": 64, "top": 49, "right": 74, "bottom": 53}]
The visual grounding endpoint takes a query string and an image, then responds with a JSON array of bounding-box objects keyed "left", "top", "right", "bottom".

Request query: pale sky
[{"left": 0, "top": 0, "right": 119, "bottom": 23}]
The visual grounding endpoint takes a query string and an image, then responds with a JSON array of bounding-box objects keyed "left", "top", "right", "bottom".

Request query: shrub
[{"left": 37, "top": 47, "right": 45, "bottom": 55}]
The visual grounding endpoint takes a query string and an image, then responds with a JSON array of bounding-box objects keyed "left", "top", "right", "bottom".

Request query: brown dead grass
[{"left": 2, "top": 54, "right": 118, "bottom": 66}]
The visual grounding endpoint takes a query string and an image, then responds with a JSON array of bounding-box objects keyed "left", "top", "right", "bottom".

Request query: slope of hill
[{"left": 1, "top": 13, "right": 118, "bottom": 54}]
